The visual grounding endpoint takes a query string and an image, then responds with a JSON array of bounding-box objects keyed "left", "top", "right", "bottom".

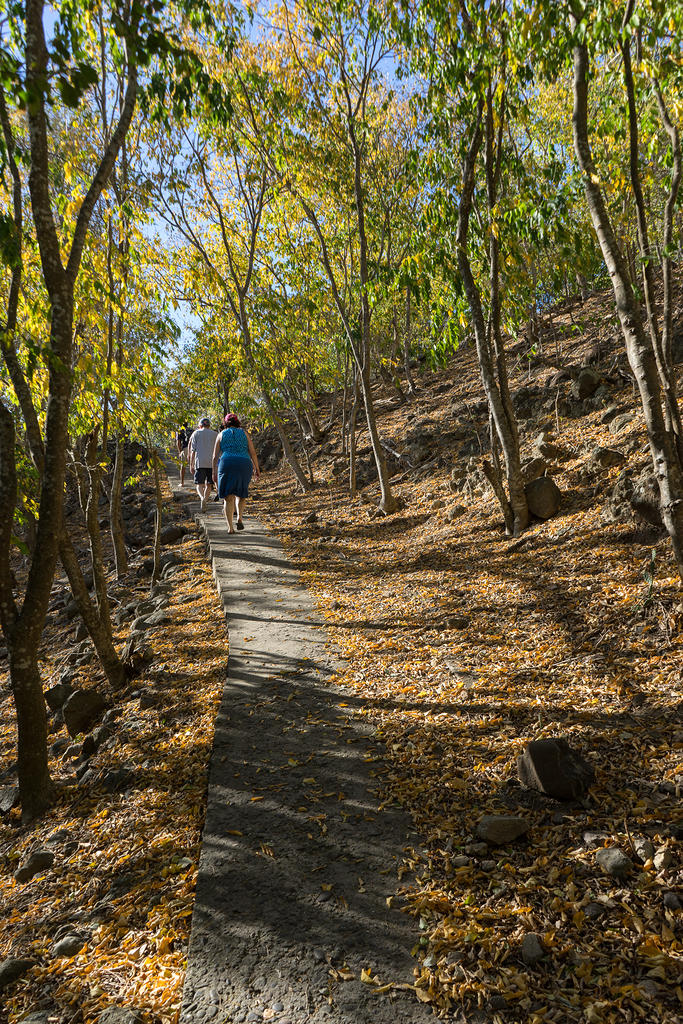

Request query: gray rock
[
  {"left": 53, "top": 934, "right": 85, "bottom": 958},
  {"left": 590, "top": 447, "right": 626, "bottom": 469},
  {"left": 521, "top": 456, "right": 548, "bottom": 483},
  {"left": 62, "top": 742, "right": 81, "bottom": 760},
  {"left": 476, "top": 815, "right": 530, "bottom": 845},
  {"left": 517, "top": 737, "right": 594, "bottom": 800},
  {"left": 62, "top": 689, "right": 107, "bottom": 737},
  {"left": 595, "top": 847, "right": 632, "bottom": 877},
  {"left": 0, "top": 784, "right": 19, "bottom": 815},
  {"left": 663, "top": 892, "right": 681, "bottom": 910},
  {"left": 97, "top": 1008, "right": 145, "bottom": 1024},
  {"left": 161, "top": 524, "right": 186, "bottom": 544},
  {"left": 633, "top": 837, "right": 655, "bottom": 863},
  {"left": 50, "top": 738, "right": 70, "bottom": 761},
  {"left": 608, "top": 412, "right": 635, "bottom": 434},
  {"left": 0, "top": 957, "right": 36, "bottom": 991},
  {"left": 101, "top": 767, "right": 132, "bottom": 793},
  {"left": 525, "top": 476, "right": 562, "bottom": 519},
  {"left": 600, "top": 405, "right": 620, "bottom": 424},
  {"left": 521, "top": 933, "right": 544, "bottom": 965},
  {"left": 452, "top": 855, "right": 470, "bottom": 868},
  {"left": 44, "top": 681, "right": 74, "bottom": 710},
  {"left": 446, "top": 504, "right": 467, "bottom": 522},
  {"left": 654, "top": 848, "right": 674, "bottom": 872},
  {"left": 572, "top": 367, "right": 601, "bottom": 400},
  {"left": 465, "top": 842, "right": 489, "bottom": 856},
  {"left": 480, "top": 859, "right": 497, "bottom": 871},
  {"left": 144, "top": 609, "right": 171, "bottom": 627},
  {"left": 14, "top": 847, "right": 55, "bottom": 883}
]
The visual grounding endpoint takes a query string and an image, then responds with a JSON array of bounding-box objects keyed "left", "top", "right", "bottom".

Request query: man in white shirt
[{"left": 189, "top": 417, "right": 218, "bottom": 512}]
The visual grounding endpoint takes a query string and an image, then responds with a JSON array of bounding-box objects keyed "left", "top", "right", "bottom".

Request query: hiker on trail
[
  {"left": 176, "top": 422, "right": 190, "bottom": 486},
  {"left": 212, "top": 412, "right": 261, "bottom": 534},
  {"left": 189, "top": 417, "right": 218, "bottom": 512}
]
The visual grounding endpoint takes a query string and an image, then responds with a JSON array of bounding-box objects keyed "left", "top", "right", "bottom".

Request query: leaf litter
[
  {"left": 0, "top": 472, "right": 224, "bottom": 1024},
  {"left": 257, "top": 313, "right": 682, "bottom": 1023}
]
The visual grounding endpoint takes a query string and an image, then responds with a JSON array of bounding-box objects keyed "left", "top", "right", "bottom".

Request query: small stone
[
  {"left": 452, "top": 855, "right": 470, "bottom": 867},
  {"left": 422, "top": 953, "right": 437, "bottom": 968},
  {"left": 14, "top": 847, "right": 55, "bottom": 883},
  {"left": 62, "top": 688, "right": 107, "bottom": 737},
  {"left": 521, "top": 933, "right": 544, "bottom": 966},
  {"left": 53, "top": 934, "right": 85, "bottom": 958},
  {"left": 476, "top": 815, "right": 530, "bottom": 845},
  {"left": 0, "top": 785, "right": 19, "bottom": 815},
  {"left": 663, "top": 892, "right": 681, "bottom": 910},
  {"left": 590, "top": 446, "right": 626, "bottom": 469},
  {"left": 271, "top": 1003, "right": 284, "bottom": 1013},
  {"left": 654, "top": 848, "right": 674, "bottom": 872},
  {"left": 97, "top": 1009, "right": 145, "bottom": 1024},
  {"left": 465, "top": 842, "right": 489, "bottom": 856},
  {"left": 633, "top": 837, "right": 654, "bottom": 863},
  {"left": 584, "top": 902, "right": 603, "bottom": 921},
  {"left": 480, "top": 859, "right": 497, "bottom": 871},
  {"left": 0, "top": 957, "right": 37, "bottom": 991},
  {"left": 302, "top": 511, "right": 318, "bottom": 524},
  {"left": 595, "top": 847, "right": 632, "bottom": 878},
  {"left": 583, "top": 830, "right": 609, "bottom": 848},
  {"left": 489, "top": 993, "right": 508, "bottom": 1011},
  {"left": 609, "top": 412, "right": 635, "bottom": 434},
  {"left": 517, "top": 737, "right": 594, "bottom": 800},
  {"left": 571, "top": 367, "right": 601, "bottom": 400},
  {"left": 160, "top": 524, "right": 186, "bottom": 544},
  {"left": 44, "top": 682, "right": 74, "bottom": 710}
]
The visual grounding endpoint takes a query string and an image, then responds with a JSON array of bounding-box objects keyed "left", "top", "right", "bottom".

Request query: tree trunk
[
  {"left": 151, "top": 450, "right": 163, "bottom": 590},
  {"left": 58, "top": 528, "right": 127, "bottom": 689},
  {"left": 456, "top": 102, "right": 528, "bottom": 536},
  {"left": 404, "top": 288, "right": 417, "bottom": 394},
  {"left": 571, "top": 27, "right": 683, "bottom": 576},
  {"left": 110, "top": 433, "right": 128, "bottom": 576}
]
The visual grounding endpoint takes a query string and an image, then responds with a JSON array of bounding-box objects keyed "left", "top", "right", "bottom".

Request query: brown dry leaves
[
  {"left": 259, "top": 307, "right": 683, "bottom": 1023},
  {"left": 0, "top": 475, "right": 225, "bottom": 1024}
]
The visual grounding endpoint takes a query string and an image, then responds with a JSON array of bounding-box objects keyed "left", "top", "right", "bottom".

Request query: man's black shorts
[{"left": 194, "top": 467, "right": 213, "bottom": 485}]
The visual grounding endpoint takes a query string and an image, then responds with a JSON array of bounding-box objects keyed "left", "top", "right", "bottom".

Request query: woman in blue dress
[{"left": 211, "top": 413, "right": 261, "bottom": 533}]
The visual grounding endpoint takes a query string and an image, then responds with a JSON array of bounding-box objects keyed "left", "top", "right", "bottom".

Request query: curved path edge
[{"left": 163, "top": 466, "right": 430, "bottom": 1024}]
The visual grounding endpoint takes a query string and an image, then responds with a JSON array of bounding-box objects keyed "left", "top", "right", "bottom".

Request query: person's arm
[
  {"left": 246, "top": 431, "right": 261, "bottom": 479},
  {"left": 189, "top": 435, "right": 196, "bottom": 474},
  {"left": 212, "top": 434, "right": 221, "bottom": 483},
  {"left": 176, "top": 433, "right": 182, "bottom": 454}
]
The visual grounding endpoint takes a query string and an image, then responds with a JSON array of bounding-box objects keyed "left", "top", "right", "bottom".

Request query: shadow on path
[{"left": 164, "top": 465, "right": 429, "bottom": 1024}]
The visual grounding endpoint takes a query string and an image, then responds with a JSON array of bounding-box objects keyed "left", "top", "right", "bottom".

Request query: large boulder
[
  {"left": 525, "top": 476, "right": 562, "bottom": 519},
  {"left": 63, "top": 689, "right": 107, "bottom": 737},
  {"left": 517, "top": 738, "right": 594, "bottom": 800}
]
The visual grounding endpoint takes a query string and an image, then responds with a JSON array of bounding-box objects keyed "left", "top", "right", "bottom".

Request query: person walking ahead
[
  {"left": 176, "top": 422, "right": 190, "bottom": 486},
  {"left": 212, "top": 413, "right": 260, "bottom": 533},
  {"left": 189, "top": 417, "right": 218, "bottom": 511}
]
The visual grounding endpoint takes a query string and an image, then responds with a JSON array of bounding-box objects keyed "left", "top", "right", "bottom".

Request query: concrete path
[{"left": 167, "top": 464, "right": 429, "bottom": 1024}]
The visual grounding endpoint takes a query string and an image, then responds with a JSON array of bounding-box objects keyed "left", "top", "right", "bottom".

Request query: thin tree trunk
[
  {"left": 571, "top": 21, "right": 683, "bottom": 576},
  {"left": 59, "top": 528, "right": 126, "bottom": 689},
  {"left": 150, "top": 450, "right": 163, "bottom": 590},
  {"left": 404, "top": 287, "right": 416, "bottom": 394},
  {"left": 110, "top": 433, "right": 128, "bottom": 576}
]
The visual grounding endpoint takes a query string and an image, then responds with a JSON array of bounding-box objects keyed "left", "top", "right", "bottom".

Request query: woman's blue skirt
[{"left": 218, "top": 454, "right": 252, "bottom": 499}]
